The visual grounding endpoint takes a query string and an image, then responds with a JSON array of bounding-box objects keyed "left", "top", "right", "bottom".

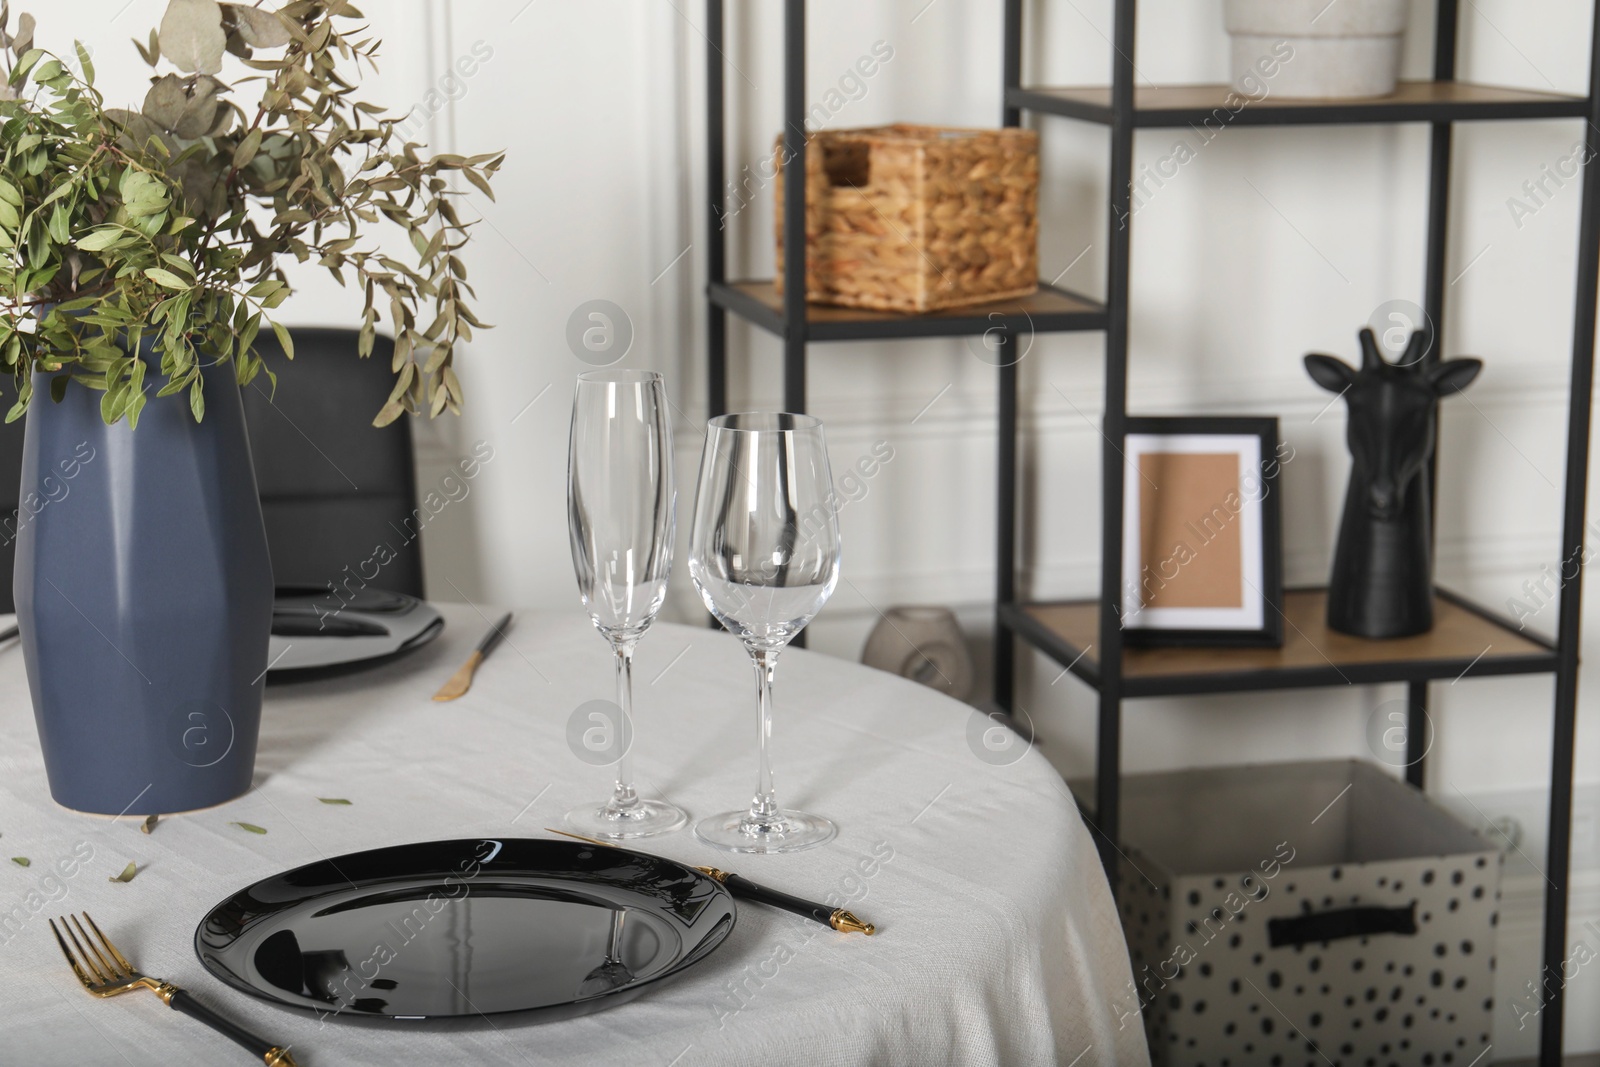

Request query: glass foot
[
  {"left": 566, "top": 798, "right": 687, "bottom": 840},
  {"left": 695, "top": 809, "right": 837, "bottom": 854}
]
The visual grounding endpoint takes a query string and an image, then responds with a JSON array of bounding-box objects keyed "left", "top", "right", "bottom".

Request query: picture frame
[{"left": 1120, "top": 416, "right": 1285, "bottom": 648}]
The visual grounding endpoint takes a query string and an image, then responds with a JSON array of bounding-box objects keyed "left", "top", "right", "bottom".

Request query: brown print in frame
[
  {"left": 1138, "top": 451, "right": 1245, "bottom": 611},
  {"left": 1121, "top": 416, "right": 1285, "bottom": 648}
]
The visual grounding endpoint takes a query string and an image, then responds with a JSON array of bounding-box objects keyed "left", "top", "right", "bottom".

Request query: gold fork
[{"left": 50, "top": 912, "right": 301, "bottom": 1066}]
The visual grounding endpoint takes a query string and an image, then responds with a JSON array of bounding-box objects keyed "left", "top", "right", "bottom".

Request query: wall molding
[{"left": 688, "top": 361, "right": 1579, "bottom": 443}]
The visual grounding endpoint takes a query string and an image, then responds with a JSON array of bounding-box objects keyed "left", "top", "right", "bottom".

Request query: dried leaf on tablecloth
[
  {"left": 109, "top": 862, "right": 139, "bottom": 883},
  {"left": 231, "top": 822, "right": 268, "bottom": 835},
  {"left": 317, "top": 798, "right": 352, "bottom": 805},
  {"left": 10, "top": 857, "right": 28, "bottom": 867},
  {"left": 141, "top": 814, "right": 159, "bottom": 834}
]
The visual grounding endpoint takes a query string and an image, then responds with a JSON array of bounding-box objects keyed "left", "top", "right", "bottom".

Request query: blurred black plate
[
  {"left": 194, "top": 838, "right": 736, "bottom": 1023},
  {"left": 269, "top": 587, "right": 444, "bottom": 672}
]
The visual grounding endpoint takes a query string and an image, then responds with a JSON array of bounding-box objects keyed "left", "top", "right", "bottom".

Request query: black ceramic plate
[
  {"left": 268, "top": 587, "right": 444, "bottom": 673},
  {"left": 195, "top": 838, "right": 736, "bottom": 1023}
]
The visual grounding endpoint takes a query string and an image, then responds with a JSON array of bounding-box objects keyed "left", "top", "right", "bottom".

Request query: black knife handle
[
  {"left": 721, "top": 873, "right": 835, "bottom": 925},
  {"left": 477, "top": 613, "right": 513, "bottom": 657},
  {"left": 169, "top": 989, "right": 299, "bottom": 1066}
]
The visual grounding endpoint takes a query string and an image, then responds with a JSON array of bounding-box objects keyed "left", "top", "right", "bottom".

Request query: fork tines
[{"left": 50, "top": 912, "right": 138, "bottom": 992}]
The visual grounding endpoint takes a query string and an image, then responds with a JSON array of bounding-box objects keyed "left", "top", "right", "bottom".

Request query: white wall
[{"left": 53, "top": 0, "right": 1600, "bottom": 1053}]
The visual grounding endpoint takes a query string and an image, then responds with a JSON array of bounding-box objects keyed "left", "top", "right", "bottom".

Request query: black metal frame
[
  {"left": 703, "top": 0, "right": 1597, "bottom": 1060},
  {"left": 991, "top": 3, "right": 1599, "bottom": 1063}
]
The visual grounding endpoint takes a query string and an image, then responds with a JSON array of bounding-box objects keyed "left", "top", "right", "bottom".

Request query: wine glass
[
  {"left": 565, "top": 369, "right": 687, "bottom": 838},
  {"left": 687, "top": 412, "right": 841, "bottom": 854}
]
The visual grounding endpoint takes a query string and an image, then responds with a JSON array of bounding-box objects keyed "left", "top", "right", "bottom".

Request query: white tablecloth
[{"left": 0, "top": 605, "right": 1147, "bottom": 1066}]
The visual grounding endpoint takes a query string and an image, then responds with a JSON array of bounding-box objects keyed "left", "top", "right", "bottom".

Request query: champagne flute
[
  {"left": 688, "top": 413, "right": 841, "bottom": 854},
  {"left": 566, "top": 369, "right": 687, "bottom": 838}
]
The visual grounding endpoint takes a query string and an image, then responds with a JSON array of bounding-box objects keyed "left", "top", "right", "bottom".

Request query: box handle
[{"left": 1266, "top": 902, "right": 1417, "bottom": 949}]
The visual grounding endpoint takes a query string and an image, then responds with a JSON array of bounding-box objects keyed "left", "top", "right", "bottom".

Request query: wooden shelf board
[
  {"left": 710, "top": 280, "right": 1107, "bottom": 342},
  {"left": 1009, "top": 588, "right": 1558, "bottom": 698},
  {"left": 1009, "top": 80, "right": 1589, "bottom": 127}
]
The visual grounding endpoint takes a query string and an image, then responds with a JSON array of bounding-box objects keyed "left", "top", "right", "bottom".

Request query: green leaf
[
  {"left": 233, "top": 128, "right": 262, "bottom": 169},
  {"left": 271, "top": 319, "right": 292, "bottom": 359},
  {"left": 463, "top": 167, "right": 495, "bottom": 201},
  {"left": 317, "top": 797, "right": 352, "bottom": 805},
  {"left": 47, "top": 203, "right": 69, "bottom": 243},
  {"left": 141, "top": 814, "right": 159, "bottom": 834},
  {"left": 108, "top": 861, "right": 138, "bottom": 883},
  {"left": 9, "top": 857, "right": 28, "bottom": 867},
  {"left": 223, "top": 3, "right": 290, "bottom": 47},
  {"left": 189, "top": 377, "right": 205, "bottom": 421},
  {"left": 372, "top": 399, "right": 405, "bottom": 427},
  {"left": 144, "top": 268, "right": 191, "bottom": 290},
  {"left": 230, "top": 821, "right": 266, "bottom": 835},
  {"left": 159, "top": 0, "right": 225, "bottom": 75},
  {"left": 0, "top": 178, "right": 21, "bottom": 209},
  {"left": 75, "top": 41, "right": 96, "bottom": 83},
  {"left": 10, "top": 48, "right": 43, "bottom": 83},
  {"left": 76, "top": 227, "right": 125, "bottom": 252}
]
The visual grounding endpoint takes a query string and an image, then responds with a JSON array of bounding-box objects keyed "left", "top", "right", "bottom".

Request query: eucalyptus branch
[{"left": 0, "top": 0, "right": 500, "bottom": 427}]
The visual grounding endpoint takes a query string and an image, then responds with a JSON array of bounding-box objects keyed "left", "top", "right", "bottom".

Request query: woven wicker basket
[{"left": 774, "top": 124, "right": 1039, "bottom": 314}]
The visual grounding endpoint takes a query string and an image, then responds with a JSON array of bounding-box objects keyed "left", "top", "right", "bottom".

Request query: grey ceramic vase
[
  {"left": 860, "top": 606, "right": 975, "bottom": 702},
  {"left": 15, "top": 350, "right": 273, "bottom": 815}
]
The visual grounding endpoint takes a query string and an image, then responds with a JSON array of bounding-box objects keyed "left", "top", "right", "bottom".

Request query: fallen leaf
[
  {"left": 231, "top": 822, "right": 267, "bottom": 835},
  {"left": 140, "top": 814, "right": 158, "bottom": 835},
  {"left": 108, "top": 862, "right": 138, "bottom": 883},
  {"left": 317, "top": 798, "right": 352, "bottom": 805},
  {"left": 11, "top": 857, "right": 29, "bottom": 867}
]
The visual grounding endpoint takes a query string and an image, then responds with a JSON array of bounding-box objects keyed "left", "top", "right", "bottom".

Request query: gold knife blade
[{"left": 432, "top": 612, "right": 513, "bottom": 701}]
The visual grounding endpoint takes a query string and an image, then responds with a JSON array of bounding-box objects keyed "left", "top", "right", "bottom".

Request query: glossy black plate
[
  {"left": 268, "top": 587, "right": 444, "bottom": 673},
  {"left": 195, "top": 838, "right": 736, "bottom": 1023}
]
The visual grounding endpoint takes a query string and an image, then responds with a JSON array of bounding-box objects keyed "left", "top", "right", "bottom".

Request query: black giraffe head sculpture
[{"left": 1304, "top": 328, "right": 1482, "bottom": 639}]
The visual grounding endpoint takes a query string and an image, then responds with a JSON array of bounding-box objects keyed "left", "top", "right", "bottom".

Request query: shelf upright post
[
  {"left": 996, "top": 329, "right": 1019, "bottom": 712},
  {"left": 781, "top": 0, "right": 809, "bottom": 649},
  {"left": 1094, "top": 0, "right": 1138, "bottom": 879},
  {"left": 1002, "top": 0, "right": 1022, "bottom": 128},
  {"left": 994, "top": 0, "right": 1024, "bottom": 714},
  {"left": 1539, "top": 5, "right": 1600, "bottom": 1061},
  {"left": 1408, "top": 0, "right": 1462, "bottom": 789},
  {"left": 1422, "top": 0, "right": 1459, "bottom": 344},
  {"left": 781, "top": 0, "right": 807, "bottom": 416},
  {"left": 707, "top": 0, "right": 728, "bottom": 421},
  {"left": 1404, "top": 680, "right": 1427, "bottom": 788}
]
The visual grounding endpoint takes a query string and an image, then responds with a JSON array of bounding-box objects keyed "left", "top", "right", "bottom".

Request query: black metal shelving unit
[{"left": 703, "top": 2, "right": 1598, "bottom": 1061}]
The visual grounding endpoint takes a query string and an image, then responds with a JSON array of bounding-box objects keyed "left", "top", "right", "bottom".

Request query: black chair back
[{"left": 241, "top": 327, "right": 424, "bottom": 599}]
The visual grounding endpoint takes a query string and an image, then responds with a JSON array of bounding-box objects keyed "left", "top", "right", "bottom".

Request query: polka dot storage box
[{"left": 1075, "top": 759, "right": 1501, "bottom": 1066}]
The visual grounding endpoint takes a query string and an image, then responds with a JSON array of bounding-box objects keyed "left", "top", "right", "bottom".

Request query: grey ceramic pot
[{"left": 15, "top": 350, "right": 273, "bottom": 815}]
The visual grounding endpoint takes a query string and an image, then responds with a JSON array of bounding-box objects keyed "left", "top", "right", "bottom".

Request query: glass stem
[
  {"left": 745, "top": 647, "right": 781, "bottom": 830},
  {"left": 607, "top": 638, "right": 640, "bottom": 814}
]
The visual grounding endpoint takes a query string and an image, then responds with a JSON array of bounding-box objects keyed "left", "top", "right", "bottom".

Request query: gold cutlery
[
  {"left": 50, "top": 911, "right": 300, "bottom": 1066},
  {"left": 432, "top": 611, "right": 513, "bottom": 701},
  {"left": 546, "top": 827, "right": 875, "bottom": 935}
]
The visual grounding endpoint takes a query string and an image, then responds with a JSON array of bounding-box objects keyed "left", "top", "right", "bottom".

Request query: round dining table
[{"left": 0, "top": 604, "right": 1148, "bottom": 1066}]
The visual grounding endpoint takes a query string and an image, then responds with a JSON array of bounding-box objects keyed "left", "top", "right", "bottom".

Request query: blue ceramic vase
[{"left": 15, "top": 352, "right": 273, "bottom": 815}]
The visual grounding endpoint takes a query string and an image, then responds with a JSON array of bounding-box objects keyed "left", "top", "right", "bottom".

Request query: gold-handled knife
[
  {"left": 432, "top": 612, "right": 513, "bottom": 701},
  {"left": 546, "top": 827, "right": 875, "bottom": 935}
]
